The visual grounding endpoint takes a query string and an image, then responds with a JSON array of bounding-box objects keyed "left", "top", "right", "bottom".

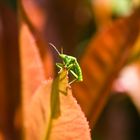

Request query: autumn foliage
[{"left": 0, "top": 0, "right": 140, "bottom": 140}]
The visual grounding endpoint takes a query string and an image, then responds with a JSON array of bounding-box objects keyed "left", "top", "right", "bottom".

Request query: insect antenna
[
  {"left": 49, "top": 43, "right": 60, "bottom": 55},
  {"left": 61, "top": 47, "right": 63, "bottom": 54}
]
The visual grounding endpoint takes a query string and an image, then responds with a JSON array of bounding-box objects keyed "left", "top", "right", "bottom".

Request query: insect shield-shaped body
[{"left": 49, "top": 43, "right": 83, "bottom": 84}]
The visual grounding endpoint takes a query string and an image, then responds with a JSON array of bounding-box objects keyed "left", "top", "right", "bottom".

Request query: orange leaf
[
  {"left": 19, "top": 2, "right": 90, "bottom": 139},
  {"left": 24, "top": 70, "right": 91, "bottom": 140},
  {"left": 19, "top": 1, "right": 54, "bottom": 108},
  {"left": 72, "top": 8, "right": 140, "bottom": 128}
]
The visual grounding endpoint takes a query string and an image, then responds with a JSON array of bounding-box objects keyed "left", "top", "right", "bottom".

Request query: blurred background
[{"left": 0, "top": 0, "right": 140, "bottom": 140}]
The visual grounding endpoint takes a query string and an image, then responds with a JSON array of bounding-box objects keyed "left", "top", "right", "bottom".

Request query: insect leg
[
  {"left": 68, "top": 70, "right": 78, "bottom": 84},
  {"left": 70, "top": 69, "right": 78, "bottom": 79},
  {"left": 67, "top": 63, "right": 74, "bottom": 70},
  {"left": 69, "top": 79, "right": 77, "bottom": 85},
  {"left": 56, "top": 63, "right": 63, "bottom": 73}
]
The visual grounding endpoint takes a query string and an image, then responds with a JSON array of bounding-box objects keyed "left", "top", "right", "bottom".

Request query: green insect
[{"left": 49, "top": 43, "right": 83, "bottom": 84}]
